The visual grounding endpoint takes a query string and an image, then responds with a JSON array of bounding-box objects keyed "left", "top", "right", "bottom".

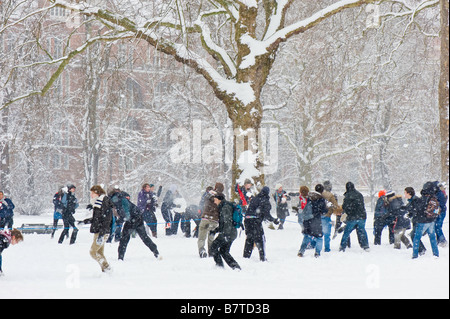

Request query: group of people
[
  {"left": 0, "top": 177, "right": 447, "bottom": 275},
  {"left": 293, "top": 180, "right": 447, "bottom": 260}
]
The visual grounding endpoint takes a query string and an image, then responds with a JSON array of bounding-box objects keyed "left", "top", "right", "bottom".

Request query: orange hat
[{"left": 378, "top": 189, "right": 386, "bottom": 198}]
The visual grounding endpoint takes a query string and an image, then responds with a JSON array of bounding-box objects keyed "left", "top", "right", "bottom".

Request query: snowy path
[{"left": 0, "top": 211, "right": 448, "bottom": 299}]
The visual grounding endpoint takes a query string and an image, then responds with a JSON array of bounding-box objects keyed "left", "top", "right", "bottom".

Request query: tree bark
[{"left": 439, "top": 0, "right": 449, "bottom": 182}]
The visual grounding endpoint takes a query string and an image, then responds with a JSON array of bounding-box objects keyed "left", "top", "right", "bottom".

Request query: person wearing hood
[
  {"left": 298, "top": 184, "right": 328, "bottom": 258},
  {"left": 339, "top": 182, "right": 370, "bottom": 252},
  {"left": 243, "top": 186, "right": 279, "bottom": 261},
  {"left": 161, "top": 184, "right": 180, "bottom": 236}
]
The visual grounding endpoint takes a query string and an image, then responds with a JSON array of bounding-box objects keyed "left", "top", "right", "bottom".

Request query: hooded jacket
[
  {"left": 342, "top": 182, "right": 367, "bottom": 221},
  {"left": 245, "top": 186, "right": 276, "bottom": 223},
  {"left": 217, "top": 200, "right": 237, "bottom": 241}
]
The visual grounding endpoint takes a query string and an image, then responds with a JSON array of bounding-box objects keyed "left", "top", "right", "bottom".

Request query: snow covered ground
[{"left": 0, "top": 209, "right": 448, "bottom": 299}]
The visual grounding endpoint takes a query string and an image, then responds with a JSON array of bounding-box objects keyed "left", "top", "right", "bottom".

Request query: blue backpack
[{"left": 232, "top": 203, "right": 244, "bottom": 229}]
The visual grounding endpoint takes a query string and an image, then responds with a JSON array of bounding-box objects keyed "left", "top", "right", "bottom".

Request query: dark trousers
[
  {"left": 118, "top": 219, "right": 159, "bottom": 260},
  {"left": 0, "top": 216, "right": 13, "bottom": 230},
  {"left": 51, "top": 218, "right": 62, "bottom": 238},
  {"left": 58, "top": 214, "right": 78, "bottom": 244},
  {"left": 373, "top": 219, "right": 395, "bottom": 245},
  {"left": 243, "top": 219, "right": 266, "bottom": 261},
  {"left": 170, "top": 212, "right": 183, "bottom": 235},
  {"left": 143, "top": 210, "right": 158, "bottom": 234},
  {"left": 211, "top": 235, "right": 240, "bottom": 269}
]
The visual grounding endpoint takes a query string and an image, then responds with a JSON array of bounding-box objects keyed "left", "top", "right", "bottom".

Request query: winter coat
[
  {"left": 0, "top": 230, "right": 11, "bottom": 254},
  {"left": 245, "top": 186, "right": 276, "bottom": 223},
  {"left": 385, "top": 195, "right": 410, "bottom": 230},
  {"left": 110, "top": 191, "right": 131, "bottom": 221},
  {"left": 0, "top": 198, "right": 14, "bottom": 219},
  {"left": 90, "top": 195, "right": 113, "bottom": 237},
  {"left": 126, "top": 200, "right": 146, "bottom": 226},
  {"left": 273, "top": 190, "right": 290, "bottom": 217},
  {"left": 412, "top": 194, "right": 437, "bottom": 224},
  {"left": 217, "top": 200, "right": 237, "bottom": 241},
  {"left": 302, "top": 191, "right": 327, "bottom": 238},
  {"left": 235, "top": 184, "right": 252, "bottom": 207},
  {"left": 63, "top": 191, "right": 79, "bottom": 216},
  {"left": 137, "top": 190, "right": 157, "bottom": 214},
  {"left": 405, "top": 195, "right": 423, "bottom": 224},
  {"left": 374, "top": 196, "right": 388, "bottom": 220},
  {"left": 161, "top": 186, "right": 180, "bottom": 222},
  {"left": 321, "top": 190, "right": 342, "bottom": 217},
  {"left": 342, "top": 182, "right": 366, "bottom": 221},
  {"left": 244, "top": 186, "right": 276, "bottom": 238},
  {"left": 53, "top": 192, "right": 65, "bottom": 219}
]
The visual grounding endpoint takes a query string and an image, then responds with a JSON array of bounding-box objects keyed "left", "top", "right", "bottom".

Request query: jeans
[
  {"left": 299, "top": 234, "right": 323, "bottom": 255},
  {"left": 321, "top": 216, "right": 332, "bottom": 252},
  {"left": 339, "top": 219, "right": 369, "bottom": 251},
  {"left": 435, "top": 210, "right": 447, "bottom": 244},
  {"left": 412, "top": 222, "right": 439, "bottom": 258}
]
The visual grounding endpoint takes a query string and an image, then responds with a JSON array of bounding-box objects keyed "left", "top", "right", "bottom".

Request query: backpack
[
  {"left": 425, "top": 195, "right": 441, "bottom": 221},
  {"left": 302, "top": 200, "right": 313, "bottom": 221},
  {"left": 232, "top": 203, "right": 244, "bottom": 229}
]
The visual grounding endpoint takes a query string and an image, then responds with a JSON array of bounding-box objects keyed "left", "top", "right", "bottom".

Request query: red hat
[{"left": 378, "top": 189, "right": 386, "bottom": 198}]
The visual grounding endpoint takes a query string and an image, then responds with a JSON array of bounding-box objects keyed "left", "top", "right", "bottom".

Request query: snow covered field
[{"left": 0, "top": 209, "right": 448, "bottom": 300}]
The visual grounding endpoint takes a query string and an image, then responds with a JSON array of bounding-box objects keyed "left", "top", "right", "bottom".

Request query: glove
[
  {"left": 273, "top": 219, "right": 280, "bottom": 225},
  {"left": 86, "top": 204, "right": 93, "bottom": 210},
  {"left": 96, "top": 235, "right": 104, "bottom": 245}
]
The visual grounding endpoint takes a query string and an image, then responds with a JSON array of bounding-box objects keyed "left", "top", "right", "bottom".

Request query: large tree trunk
[{"left": 439, "top": 0, "right": 449, "bottom": 182}]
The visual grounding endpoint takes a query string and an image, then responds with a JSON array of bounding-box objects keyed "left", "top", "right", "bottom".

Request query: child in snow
[{"left": 0, "top": 228, "right": 24, "bottom": 276}]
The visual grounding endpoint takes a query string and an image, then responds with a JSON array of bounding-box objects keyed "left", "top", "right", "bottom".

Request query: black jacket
[
  {"left": 0, "top": 231, "right": 11, "bottom": 254},
  {"left": 245, "top": 186, "right": 276, "bottom": 223},
  {"left": 385, "top": 195, "right": 410, "bottom": 230},
  {"left": 409, "top": 194, "right": 436, "bottom": 224},
  {"left": 217, "top": 200, "right": 237, "bottom": 241},
  {"left": 302, "top": 191, "right": 327, "bottom": 238},
  {"left": 90, "top": 195, "right": 113, "bottom": 237},
  {"left": 342, "top": 182, "right": 366, "bottom": 221}
]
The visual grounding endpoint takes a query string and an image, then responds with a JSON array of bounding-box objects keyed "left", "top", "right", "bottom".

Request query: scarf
[{"left": 90, "top": 194, "right": 105, "bottom": 209}]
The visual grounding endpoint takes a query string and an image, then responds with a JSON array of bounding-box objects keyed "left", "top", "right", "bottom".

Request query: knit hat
[
  {"left": 315, "top": 184, "right": 324, "bottom": 193},
  {"left": 378, "top": 189, "right": 386, "bottom": 198},
  {"left": 386, "top": 190, "right": 395, "bottom": 198},
  {"left": 323, "top": 180, "right": 332, "bottom": 192}
]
